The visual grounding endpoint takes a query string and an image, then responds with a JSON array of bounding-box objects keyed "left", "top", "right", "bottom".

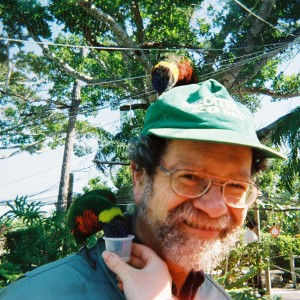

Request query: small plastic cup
[{"left": 103, "top": 235, "right": 135, "bottom": 262}]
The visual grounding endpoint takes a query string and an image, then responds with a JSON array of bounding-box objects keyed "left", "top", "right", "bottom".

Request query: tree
[
  {"left": 0, "top": 0, "right": 299, "bottom": 206},
  {"left": 0, "top": 196, "right": 77, "bottom": 287},
  {"left": 258, "top": 106, "right": 300, "bottom": 193}
]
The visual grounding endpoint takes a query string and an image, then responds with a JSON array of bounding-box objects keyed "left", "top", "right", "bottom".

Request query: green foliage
[
  {"left": 0, "top": 262, "right": 22, "bottom": 289},
  {"left": 214, "top": 233, "right": 300, "bottom": 298},
  {"left": 270, "top": 106, "right": 300, "bottom": 170},
  {"left": 272, "top": 73, "right": 300, "bottom": 101},
  {"left": 3, "top": 226, "right": 46, "bottom": 269},
  {"left": 1, "top": 196, "right": 45, "bottom": 226},
  {"left": 0, "top": 197, "right": 77, "bottom": 287},
  {"left": 113, "top": 165, "right": 133, "bottom": 202},
  {"left": 82, "top": 177, "right": 112, "bottom": 193},
  {"left": 265, "top": 234, "right": 300, "bottom": 260},
  {"left": 228, "top": 288, "right": 281, "bottom": 300},
  {"left": 255, "top": 155, "right": 300, "bottom": 236},
  {"left": 216, "top": 241, "right": 266, "bottom": 289}
]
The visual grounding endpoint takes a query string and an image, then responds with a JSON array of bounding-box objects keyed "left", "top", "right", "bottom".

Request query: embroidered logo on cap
[{"left": 186, "top": 95, "right": 246, "bottom": 120}]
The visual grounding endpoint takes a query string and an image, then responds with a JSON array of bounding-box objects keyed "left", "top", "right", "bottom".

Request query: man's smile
[{"left": 181, "top": 220, "right": 223, "bottom": 239}]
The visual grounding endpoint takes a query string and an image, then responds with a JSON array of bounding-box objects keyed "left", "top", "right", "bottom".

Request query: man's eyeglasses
[{"left": 159, "top": 165, "right": 257, "bottom": 208}]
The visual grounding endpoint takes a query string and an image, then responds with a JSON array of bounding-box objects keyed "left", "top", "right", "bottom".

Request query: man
[
  {"left": 243, "top": 219, "right": 259, "bottom": 244},
  {"left": 0, "top": 79, "right": 284, "bottom": 300}
]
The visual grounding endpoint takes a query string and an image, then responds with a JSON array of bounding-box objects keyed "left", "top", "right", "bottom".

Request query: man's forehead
[{"left": 161, "top": 140, "right": 253, "bottom": 177}]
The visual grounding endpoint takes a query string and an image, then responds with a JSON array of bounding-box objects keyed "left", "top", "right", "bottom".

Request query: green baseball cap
[{"left": 141, "top": 79, "right": 285, "bottom": 159}]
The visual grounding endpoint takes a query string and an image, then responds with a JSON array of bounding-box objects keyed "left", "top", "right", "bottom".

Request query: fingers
[
  {"left": 115, "top": 276, "right": 124, "bottom": 291},
  {"left": 102, "top": 251, "right": 130, "bottom": 282},
  {"left": 130, "top": 243, "right": 169, "bottom": 273},
  {"left": 130, "top": 243, "right": 165, "bottom": 267},
  {"left": 130, "top": 243, "right": 159, "bottom": 261},
  {"left": 103, "top": 243, "right": 167, "bottom": 271},
  {"left": 128, "top": 243, "right": 152, "bottom": 269},
  {"left": 102, "top": 244, "right": 174, "bottom": 300}
]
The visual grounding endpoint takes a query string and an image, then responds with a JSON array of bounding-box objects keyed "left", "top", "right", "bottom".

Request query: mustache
[{"left": 166, "top": 202, "right": 237, "bottom": 232}]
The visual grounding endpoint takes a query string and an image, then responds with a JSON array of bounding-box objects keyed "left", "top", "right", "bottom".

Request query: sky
[
  {"left": 1, "top": 56, "right": 300, "bottom": 217},
  {"left": 0, "top": 108, "right": 120, "bottom": 215}
]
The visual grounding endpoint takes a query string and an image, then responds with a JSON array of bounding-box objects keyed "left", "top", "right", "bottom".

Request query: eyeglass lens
[{"left": 172, "top": 170, "right": 256, "bottom": 207}]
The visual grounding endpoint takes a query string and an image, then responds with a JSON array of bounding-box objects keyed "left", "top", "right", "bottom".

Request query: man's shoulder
[
  {"left": 25, "top": 251, "right": 85, "bottom": 277},
  {"left": 16, "top": 249, "right": 94, "bottom": 282},
  {"left": 0, "top": 252, "right": 89, "bottom": 299},
  {"left": 0, "top": 243, "right": 123, "bottom": 300}
]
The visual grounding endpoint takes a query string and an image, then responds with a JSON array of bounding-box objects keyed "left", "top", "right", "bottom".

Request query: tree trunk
[{"left": 57, "top": 80, "right": 81, "bottom": 211}]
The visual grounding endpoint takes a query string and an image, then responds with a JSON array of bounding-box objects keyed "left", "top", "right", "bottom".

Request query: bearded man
[
  {"left": 102, "top": 79, "right": 284, "bottom": 300},
  {"left": 0, "top": 79, "right": 284, "bottom": 300}
]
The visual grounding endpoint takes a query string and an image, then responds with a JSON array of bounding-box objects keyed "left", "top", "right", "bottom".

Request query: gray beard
[{"left": 137, "top": 180, "right": 240, "bottom": 273}]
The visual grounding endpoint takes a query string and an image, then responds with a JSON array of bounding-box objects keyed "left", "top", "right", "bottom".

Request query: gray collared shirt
[{"left": 0, "top": 239, "right": 231, "bottom": 299}]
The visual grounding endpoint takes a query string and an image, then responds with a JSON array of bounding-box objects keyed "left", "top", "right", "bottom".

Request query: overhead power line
[
  {"left": 0, "top": 153, "right": 87, "bottom": 188},
  {"left": 2, "top": 40, "right": 297, "bottom": 97},
  {"left": 197, "top": 42, "right": 288, "bottom": 81},
  {"left": 232, "top": 0, "right": 297, "bottom": 38},
  {"left": 0, "top": 36, "right": 298, "bottom": 52}
]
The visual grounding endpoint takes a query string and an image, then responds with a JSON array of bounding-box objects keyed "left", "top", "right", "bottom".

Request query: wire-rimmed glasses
[{"left": 159, "top": 165, "right": 257, "bottom": 208}]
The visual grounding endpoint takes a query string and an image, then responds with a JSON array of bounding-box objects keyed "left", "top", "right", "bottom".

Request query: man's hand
[{"left": 102, "top": 243, "right": 176, "bottom": 300}]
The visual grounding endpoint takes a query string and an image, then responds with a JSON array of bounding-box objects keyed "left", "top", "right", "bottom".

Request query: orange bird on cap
[{"left": 151, "top": 53, "right": 199, "bottom": 96}]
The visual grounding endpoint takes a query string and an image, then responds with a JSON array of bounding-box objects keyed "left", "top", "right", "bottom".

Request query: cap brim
[{"left": 148, "top": 128, "right": 286, "bottom": 159}]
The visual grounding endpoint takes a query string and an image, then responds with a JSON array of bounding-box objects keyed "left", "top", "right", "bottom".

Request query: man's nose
[{"left": 191, "top": 184, "right": 229, "bottom": 218}]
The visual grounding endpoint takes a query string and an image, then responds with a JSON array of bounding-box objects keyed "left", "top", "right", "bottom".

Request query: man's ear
[
  {"left": 130, "top": 161, "right": 145, "bottom": 203},
  {"left": 130, "top": 161, "right": 145, "bottom": 186}
]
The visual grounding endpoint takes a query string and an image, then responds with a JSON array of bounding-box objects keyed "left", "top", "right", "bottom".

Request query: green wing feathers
[{"left": 67, "top": 189, "right": 128, "bottom": 244}]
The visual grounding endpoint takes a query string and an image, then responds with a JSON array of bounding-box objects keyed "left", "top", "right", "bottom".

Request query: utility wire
[
  {"left": 231, "top": 0, "right": 297, "bottom": 38},
  {"left": 197, "top": 43, "right": 288, "bottom": 81},
  {"left": 0, "top": 36, "right": 298, "bottom": 52},
  {"left": 3, "top": 41, "right": 298, "bottom": 93},
  {"left": 2, "top": 42, "right": 290, "bottom": 121},
  {"left": 37, "top": 74, "right": 150, "bottom": 92},
  {"left": 0, "top": 150, "right": 96, "bottom": 188},
  {"left": 0, "top": 89, "right": 154, "bottom": 140}
]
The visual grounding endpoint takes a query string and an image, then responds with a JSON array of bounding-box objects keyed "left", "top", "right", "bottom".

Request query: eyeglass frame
[{"left": 158, "top": 164, "right": 258, "bottom": 208}]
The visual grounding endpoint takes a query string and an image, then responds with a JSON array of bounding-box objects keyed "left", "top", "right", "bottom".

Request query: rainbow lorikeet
[
  {"left": 66, "top": 189, "right": 129, "bottom": 245},
  {"left": 151, "top": 53, "right": 199, "bottom": 95}
]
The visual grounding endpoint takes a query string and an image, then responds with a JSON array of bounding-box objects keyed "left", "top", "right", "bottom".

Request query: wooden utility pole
[
  {"left": 290, "top": 253, "right": 299, "bottom": 288},
  {"left": 265, "top": 258, "right": 271, "bottom": 295},
  {"left": 57, "top": 80, "right": 81, "bottom": 211},
  {"left": 67, "top": 172, "right": 74, "bottom": 210},
  {"left": 253, "top": 202, "right": 261, "bottom": 242}
]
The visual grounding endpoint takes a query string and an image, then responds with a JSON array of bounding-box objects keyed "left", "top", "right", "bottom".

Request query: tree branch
[
  {"left": 76, "top": 0, "right": 151, "bottom": 72},
  {"left": 261, "top": 207, "right": 300, "bottom": 211},
  {"left": 27, "top": 31, "right": 127, "bottom": 90},
  {"left": 0, "top": 139, "right": 45, "bottom": 159},
  {"left": 0, "top": 89, "right": 71, "bottom": 109},
  {"left": 220, "top": 0, "right": 277, "bottom": 89},
  {"left": 76, "top": 1, "right": 155, "bottom": 104},
  {"left": 93, "top": 159, "right": 129, "bottom": 166},
  {"left": 0, "top": 88, "right": 28, "bottom": 101},
  {"left": 241, "top": 87, "right": 300, "bottom": 99},
  {"left": 5, "top": 41, "right": 12, "bottom": 91},
  {"left": 130, "top": 0, "right": 145, "bottom": 44},
  {"left": 119, "top": 103, "right": 150, "bottom": 111}
]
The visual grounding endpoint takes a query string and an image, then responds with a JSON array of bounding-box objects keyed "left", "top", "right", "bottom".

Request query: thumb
[{"left": 102, "top": 251, "right": 130, "bottom": 281}]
